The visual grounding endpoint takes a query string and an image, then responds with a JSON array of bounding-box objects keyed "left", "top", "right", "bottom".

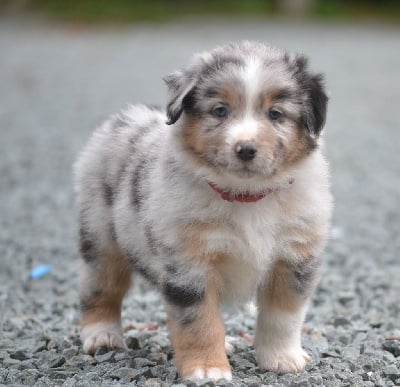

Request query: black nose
[{"left": 235, "top": 142, "right": 258, "bottom": 161}]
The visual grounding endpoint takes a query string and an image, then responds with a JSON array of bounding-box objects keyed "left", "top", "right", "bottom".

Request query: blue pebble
[{"left": 30, "top": 264, "right": 52, "bottom": 279}]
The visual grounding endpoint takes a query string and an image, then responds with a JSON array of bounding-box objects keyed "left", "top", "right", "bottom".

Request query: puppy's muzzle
[{"left": 235, "top": 141, "right": 258, "bottom": 161}]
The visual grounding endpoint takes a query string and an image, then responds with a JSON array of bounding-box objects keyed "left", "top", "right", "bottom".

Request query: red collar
[{"left": 207, "top": 179, "right": 294, "bottom": 203}]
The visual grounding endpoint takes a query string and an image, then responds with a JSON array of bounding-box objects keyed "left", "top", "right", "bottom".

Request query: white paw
[
  {"left": 225, "top": 336, "right": 234, "bottom": 355},
  {"left": 256, "top": 346, "right": 311, "bottom": 374},
  {"left": 81, "top": 322, "right": 127, "bottom": 355},
  {"left": 185, "top": 367, "right": 232, "bottom": 382}
]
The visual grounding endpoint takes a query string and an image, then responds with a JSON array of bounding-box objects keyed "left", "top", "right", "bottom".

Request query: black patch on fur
[
  {"left": 165, "top": 264, "right": 177, "bottom": 275},
  {"left": 288, "top": 54, "right": 328, "bottom": 136},
  {"left": 302, "top": 74, "right": 328, "bottom": 136},
  {"left": 182, "top": 88, "right": 198, "bottom": 116},
  {"left": 291, "top": 257, "right": 321, "bottom": 295},
  {"left": 102, "top": 182, "right": 113, "bottom": 206},
  {"left": 145, "top": 224, "right": 159, "bottom": 255},
  {"left": 79, "top": 224, "right": 98, "bottom": 263},
  {"left": 131, "top": 159, "right": 147, "bottom": 212},
  {"left": 166, "top": 87, "right": 198, "bottom": 125},
  {"left": 163, "top": 282, "right": 205, "bottom": 308}
]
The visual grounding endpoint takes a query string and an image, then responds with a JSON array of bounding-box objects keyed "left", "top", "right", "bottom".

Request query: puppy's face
[{"left": 165, "top": 42, "right": 328, "bottom": 180}]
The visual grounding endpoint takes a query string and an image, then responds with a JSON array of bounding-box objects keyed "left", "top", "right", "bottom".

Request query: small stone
[
  {"left": 48, "top": 370, "right": 76, "bottom": 380},
  {"left": 62, "top": 346, "right": 79, "bottom": 358},
  {"left": 126, "top": 336, "right": 141, "bottom": 350},
  {"left": 49, "top": 355, "right": 66, "bottom": 368},
  {"left": 338, "top": 335, "right": 350, "bottom": 345},
  {"left": 23, "top": 368, "right": 41, "bottom": 381},
  {"left": 10, "top": 350, "right": 29, "bottom": 361},
  {"left": 19, "top": 359, "right": 37, "bottom": 370},
  {"left": 337, "top": 292, "right": 355, "bottom": 305},
  {"left": 197, "top": 379, "right": 216, "bottom": 387},
  {"left": 289, "top": 379, "right": 312, "bottom": 387},
  {"left": 94, "top": 346, "right": 110, "bottom": 356},
  {"left": 3, "top": 358, "right": 21, "bottom": 367},
  {"left": 94, "top": 350, "right": 115, "bottom": 363},
  {"left": 333, "top": 317, "right": 351, "bottom": 327},
  {"left": 114, "top": 350, "right": 130, "bottom": 362},
  {"left": 383, "top": 365, "right": 400, "bottom": 381},
  {"left": 382, "top": 340, "right": 400, "bottom": 357},
  {"left": 164, "top": 366, "right": 178, "bottom": 382},
  {"left": 109, "top": 367, "right": 139, "bottom": 380},
  {"left": 33, "top": 341, "right": 47, "bottom": 353},
  {"left": 85, "top": 371, "right": 101, "bottom": 381},
  {"left": 47, "top": 339, "right": 59, "bottom": 350},
  {"left": 131, "top": 357, "right": 156, "bottom": 368},
  {"left": 369, "top": 315, "right": 383, "bottom": 328},
  {"left": 321, "top": 350, "right": 341, "bottom": 359}
]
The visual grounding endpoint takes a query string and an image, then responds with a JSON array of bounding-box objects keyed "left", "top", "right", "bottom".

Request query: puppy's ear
[
  {"left": 290, "top": 55, "right": 328, "bottom": 137},
  {"left": 302, "top": 73, "right": 328, "bottom": 137},
  {"left": 164, "top": 69, "right": 198, "bottom": 125}
]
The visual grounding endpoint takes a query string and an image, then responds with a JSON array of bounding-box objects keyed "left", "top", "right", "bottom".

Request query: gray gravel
[{"left": 1, "top": 17, "right": 400, "bottom": 386}]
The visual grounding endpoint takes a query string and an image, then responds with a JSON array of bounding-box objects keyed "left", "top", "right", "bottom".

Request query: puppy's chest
[
  {"left": 198, "top": 215, "right": 275, "bottom": 304},
  {"left": 198, "top": 209, "right": 282, "bottom": 299}
]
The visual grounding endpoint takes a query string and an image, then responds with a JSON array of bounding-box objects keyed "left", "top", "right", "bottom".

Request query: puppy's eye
[
  {"left": 212, "top": 105, "right": 229, "bottom": 118},
  {"left": 268, "top": 108, "right": 282, "bottom": 121}
]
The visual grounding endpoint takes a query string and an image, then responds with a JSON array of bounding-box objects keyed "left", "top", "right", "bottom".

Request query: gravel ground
[{"left": 1, "top": 17, "right": 400, "bottom": 386}]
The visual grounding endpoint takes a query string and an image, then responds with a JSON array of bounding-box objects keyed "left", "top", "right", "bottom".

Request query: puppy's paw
[
  {"left": 184, "top": 367, "right": 232, "bottom": 382},
  {"left": 256, "top": 346, "right": 311, "bottom": 374},
  {"left": 81, "top": 322, "right": 127, "bottom": 355},
  {"left": 224, "top": 336, "right": 235, "bottom": 355}
]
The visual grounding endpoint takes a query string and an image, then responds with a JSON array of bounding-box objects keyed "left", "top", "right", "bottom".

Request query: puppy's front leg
[
  {"left": 255, "top": 256, "right": 321, "bottom": 373},
  {"left": 164, "top": 270, "right": 231, "bottom": 381}
]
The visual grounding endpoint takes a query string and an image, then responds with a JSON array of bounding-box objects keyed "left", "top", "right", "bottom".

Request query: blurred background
[{"left": 2, "top": 0, "right": 400, "bottom": 24}]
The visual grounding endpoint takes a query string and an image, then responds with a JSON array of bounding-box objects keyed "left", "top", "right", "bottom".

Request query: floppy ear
[
  {"left": 164, "top": 69, "right": 198, "bottom": 125},
  {"left": 302, "top": 73, "right": 328, "bottom": 137},
  {"left": 289, "top": 55, "right": 328, "bottom": 137}
]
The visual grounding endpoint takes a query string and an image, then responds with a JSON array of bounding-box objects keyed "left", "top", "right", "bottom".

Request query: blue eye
[
  {"left": 269, "top": 108, "right": 282, "bottom": 121},
  {"left": 213, "top": 105, "right": 228, "bottom": 118}
]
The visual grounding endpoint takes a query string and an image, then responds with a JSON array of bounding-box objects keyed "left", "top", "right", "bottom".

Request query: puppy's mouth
[{"left": 210, "top": 160, "right": 275, "bottom": 179}]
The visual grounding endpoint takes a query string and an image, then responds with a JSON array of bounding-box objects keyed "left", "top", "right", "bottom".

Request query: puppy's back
[{"left": 74, "top": 104, "right": 166, "bottom": 205}]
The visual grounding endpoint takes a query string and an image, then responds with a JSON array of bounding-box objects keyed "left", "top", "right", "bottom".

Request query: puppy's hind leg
[{"left": 79, "top": 227, "right": 132, "bottom": 355}]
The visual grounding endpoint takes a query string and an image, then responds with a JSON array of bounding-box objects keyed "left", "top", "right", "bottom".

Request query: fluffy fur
[{"left": 74, "top": 41, "right": 332, "bottom": 381}]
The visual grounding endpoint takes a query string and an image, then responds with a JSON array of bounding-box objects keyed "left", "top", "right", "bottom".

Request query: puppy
[{"left": 74, "top": 41, "right": 332, "bottom": 381}]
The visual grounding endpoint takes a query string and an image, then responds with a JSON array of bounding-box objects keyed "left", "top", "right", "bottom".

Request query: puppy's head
[{"left": 165, "top": 41, "right": 328, "bottom": 179}]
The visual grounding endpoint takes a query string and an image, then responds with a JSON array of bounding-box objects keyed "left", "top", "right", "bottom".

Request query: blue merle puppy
[{"left": 74, "top": 41, "right": 332, "bottom": 382}]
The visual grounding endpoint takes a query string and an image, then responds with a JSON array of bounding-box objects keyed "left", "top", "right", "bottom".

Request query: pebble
[
  {"left": 126, "top": 335, "right": 141, "bottom": 350},
  {"left": 383, "top": 365, "right": 400, "bottom": 382},
  {"left": 48, "top": 355, "right": 66, "bottom": 368},
  {"left": 94, "top": 350, "right": 116, "bottom": 364},
  {"left": 333, "top": 318, "right": 351, "bottom": 328},
  {"left": 382, "top": 340, "right": 400, "bottom": 357},
  {"left": 10, "top": 350, "right": 29, "bottom": 361},
  {"left": 131, "top": 357, "right": 156, "bottom": 368},
  {"left": 108, "top": 367, "right": 139, "bottom": 380}
]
